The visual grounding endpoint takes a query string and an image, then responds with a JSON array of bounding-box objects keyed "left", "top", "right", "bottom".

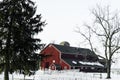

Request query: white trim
[
  {"left": 40, "top": 44, "right": 52, "bottom": 55},
  {"left": 52, "top": 44, "right": 71, "bottom": 69},
  {"left": 47, "top": 44, "right": 71, "bottom": 69},
  {"left": 49, "top": 63, "right": 56, "bottom": 70},
  {"left": 61, "top": 59, "right": 71, "bottom": 69},
  {"left": 51, "top": 44, "right": 62, "bottom": 64},
  {"left": 51, "top": 44, "right": 61, "bottom": 53}
]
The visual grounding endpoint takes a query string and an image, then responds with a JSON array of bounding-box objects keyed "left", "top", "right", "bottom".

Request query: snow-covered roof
[
  {"left": 71, "top": 60, "right": 104, "bottom": 67},
  {"left": 79, "top": 61, "right": 104, "bottom": 67},
  {"left": 72, "top": 61, "right": 77, "bottom": 64}
]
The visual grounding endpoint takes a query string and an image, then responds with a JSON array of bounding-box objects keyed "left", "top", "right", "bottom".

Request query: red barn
[{"left": 40, "top": 42, "right": 106, "bottom": 72}]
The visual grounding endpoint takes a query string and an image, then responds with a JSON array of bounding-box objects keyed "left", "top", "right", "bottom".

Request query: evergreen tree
[{"left": 0, "top": 0, "right": 45, "bottom": 80}]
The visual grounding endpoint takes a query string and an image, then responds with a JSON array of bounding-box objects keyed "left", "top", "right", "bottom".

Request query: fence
[
  {"left": 33, "top": 70, "right": 106, "bottom": 80},
  {"left": 0, "top": 70, "right": 108, "bottom": 80}
]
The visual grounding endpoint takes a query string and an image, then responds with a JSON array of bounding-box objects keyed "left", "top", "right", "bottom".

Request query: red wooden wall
[{"left": 40, "top": 44, "right": 70, "bottom": 70}]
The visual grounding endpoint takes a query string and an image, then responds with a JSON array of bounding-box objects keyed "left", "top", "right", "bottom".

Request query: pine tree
[{"left": 0, "top": 0, "right": 45, "bottom": 80}]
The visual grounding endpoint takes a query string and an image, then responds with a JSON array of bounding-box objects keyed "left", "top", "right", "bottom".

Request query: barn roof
[
  {"left": 62, "top": 58, "right": 80, "bottom": 66},
  {"left": 62, "top": 58, "right": 104, "bottom": 67},
  {"left": 52, "top": 44, "right": 97, "bottom": 56}
]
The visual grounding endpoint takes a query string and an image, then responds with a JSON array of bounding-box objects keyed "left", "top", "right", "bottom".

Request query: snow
[
  {"left": 1, "top": 69, "right": 120, "bottom": 80},
  {"left": 72, "top": 60, "right": 77, "bottom": 64},
  {"left": 112, "top": 59, "right": 120, "bottom": 69},
  {"left": 79, "top": 61, "right": 104, "bottom": 67},
  {"left": 71, "top": 60, "right": 104, "bottom": 67}
]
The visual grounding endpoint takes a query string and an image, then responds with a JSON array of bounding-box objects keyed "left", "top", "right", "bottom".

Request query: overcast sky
[{"left": 33, "top": 0, "right": 120, "bottom": 48}]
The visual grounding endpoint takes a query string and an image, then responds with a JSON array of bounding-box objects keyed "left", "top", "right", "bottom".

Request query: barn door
[{"left": 45, "top": 62, "right": 49, "bottom": 69}]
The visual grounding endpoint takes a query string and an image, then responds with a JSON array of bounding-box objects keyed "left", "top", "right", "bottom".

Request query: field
[{"left": 0, "top": 69, "right": 120, "bottom": 80}]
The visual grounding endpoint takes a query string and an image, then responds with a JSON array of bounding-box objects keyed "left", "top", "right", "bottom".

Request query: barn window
[
  {"left": 51, "top": 66, "right": 54, "bottom": 69},
  {"left": 91, "top": 67, "right": 95, "bottom": 70},
  {"left": 64, "top": 66, "right": 67, "bottom": 70},
  {"left": 85, "top": 67, "right": 87, "bottom": 69},
  {"left": 81, "top": 66, "right": 83, "bottom": 69}
]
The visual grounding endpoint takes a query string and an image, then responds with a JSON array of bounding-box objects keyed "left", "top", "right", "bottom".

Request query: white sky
[{"left": 33, "top": 0, "right": 120, "bottom": 48}]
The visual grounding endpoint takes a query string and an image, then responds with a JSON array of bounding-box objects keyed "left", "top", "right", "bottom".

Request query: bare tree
[
  {"left": 76, "top": 5, "right": 120, "bottom": 79},
  {"left": 75, "top": 26, "right": 94, "bottom": 52}
]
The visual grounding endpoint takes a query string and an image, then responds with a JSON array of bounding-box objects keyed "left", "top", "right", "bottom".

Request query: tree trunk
[
  {"left": 106, "top": 60, "right": 111, "bottom": 79},
  {"left": 4, "top": 31, "right": 11, "bottom": 80},
  {"left": 4, "top": 21, "right": 12, "bottom": 80},
  {"left": 4, "top": 42, "right": 10, "bottom": 80},
  {"left": 4, "top": 58, "right": 9, "bottom": 80},
  {"left": 4, "top": 46, "right": 10, "bottom": 80},
  {"left": 4, "top": 39, "right": 10, "bottom": 80},
  {"left": 4, "top": 7, "right": 14, "bottom": 79},
  {"left": 24, "top": 75, "right": 26, "bottom": 80}
]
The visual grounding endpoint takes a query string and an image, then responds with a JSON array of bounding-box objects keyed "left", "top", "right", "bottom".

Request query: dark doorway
[{"left": 45, "top": 62, "right": 49, "bottom": 69}]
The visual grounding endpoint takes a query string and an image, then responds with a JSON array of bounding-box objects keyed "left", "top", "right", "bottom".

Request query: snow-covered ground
[{"left": 0, "top": 69, "right": 120, "bottom": 80}]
